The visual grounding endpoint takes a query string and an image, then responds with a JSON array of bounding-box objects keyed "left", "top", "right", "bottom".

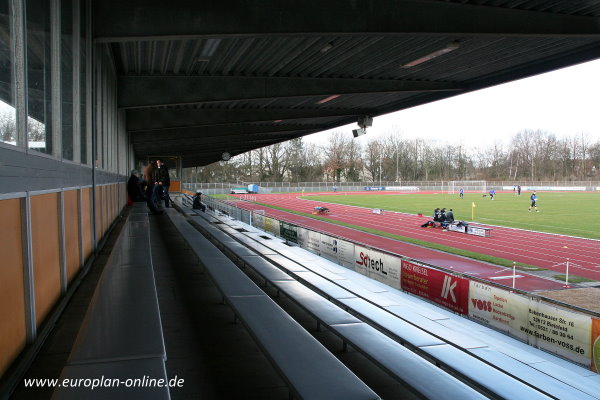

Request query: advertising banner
[
  {"left": 252, "top": 212, "right": 264, "bottom": 230},
  {"left": 448, "top": 224, "right": 466, "bottom": 233},
  {"left": 296, "top": 227, "right": 310, "bottom": 249},
  {"left": 320, "top": 234, "right": 355, "bottom": 269},
  {"left": 337, "top": 238, "right": 355, "bottom": 269},
  {"left": 263, "top": 217, "right": 280, "bottom": 237},
  {"left": 467, "top": 226, "right": 490, "bottom": 237},
  {"left": 279, "top": 221, "right": 298, "bottom": 244},
  {"left": 593, "top": 319, "right": 600, "bottom": 373},
  {"left": 386, "top": 186, "right": 419, "bottom": 191},
  {"left": 526, "top": 301, "right": 592, "bottom": 365},
  {"left": 354, "top": 245, "right": 401, "bottom": 289},
  {"left": 401, "top": 260, "right": 469, "bottom": 314},
  {"left": 297, "top": 228, "right": 321, "bottom": 255},
  {"left": 468, "top": 281, "right": 530, "bottom": 340}
]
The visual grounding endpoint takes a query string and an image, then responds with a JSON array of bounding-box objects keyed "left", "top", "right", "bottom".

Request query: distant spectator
[{"left": 127, "top": 170, "right": 145, "bottom": 203}]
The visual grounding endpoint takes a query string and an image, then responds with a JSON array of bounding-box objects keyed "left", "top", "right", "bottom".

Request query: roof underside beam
[
  {"left": 135, "top": 134, "right": 309, "bottom": 155},
  {"left": 126, "top": 107, "right": 376, "bottom": 131},
  {"left": 94, "top": 0, "right": 600, "bottom": 41},
  {"left": 118, "top": 76, "right": 462, "bottom": 108},
  {"left": 130, "top": 124, "right": 319, "bottom": 143}
]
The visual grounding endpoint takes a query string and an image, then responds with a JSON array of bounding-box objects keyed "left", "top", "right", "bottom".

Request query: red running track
[{"left": 230, "top": 192, "right": 600, "bottom": 291}]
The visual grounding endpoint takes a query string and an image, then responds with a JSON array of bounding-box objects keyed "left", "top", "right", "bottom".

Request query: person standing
[
  {"left": 489, "top": 188, "right": 495, "bottom": 200},
  {"left": 144, "top": 161, "right": 162, "bottom": 214},
  {"left": 517, "top": 185, "right": 521, "bottom": 196},
  {"left": 528, "top": 192, "right": 539, "bottom": 212},
  {"left": 127, "top": 169, "right": 145, "bottom": 203},
  {"left": 154, "top": 159, "right": 171, "bottom": 208},
  {"left": 459, "top": 187, "right": 464, "bottom": 198}
]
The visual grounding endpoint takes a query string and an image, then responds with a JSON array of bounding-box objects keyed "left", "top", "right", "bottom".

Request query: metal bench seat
[
  {"left": 166, "top": 209, "right": 380, "bottom": 400},
  {"left": 54, "top": 205, "right": 168, "bottom": 399}
]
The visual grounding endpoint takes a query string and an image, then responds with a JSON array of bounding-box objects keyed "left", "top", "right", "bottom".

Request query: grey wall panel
[{"left": 0, "top": 146, "right": 125, "bottom": 194}]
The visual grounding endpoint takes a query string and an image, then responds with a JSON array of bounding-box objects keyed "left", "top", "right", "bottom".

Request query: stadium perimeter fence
[{"left": 182, "top": 180, "right": 600, "bottom": 195}]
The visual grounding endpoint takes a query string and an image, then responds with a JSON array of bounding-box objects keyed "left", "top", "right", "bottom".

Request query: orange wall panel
[
  {"left": 95, "top": 187, "right": 102, "bottom": 240},
  {"left": 30, "top": 193, "right": 61, "bottom": 327},
  {"left": 63, "top": 190, "right": 81, "bottom": 283},
  {"left": 102, "top": 185, "right": 110, "bottom": 235},
  {"left": 170, "top": 180, "right": 181, "bottom": 192},
  {"left": 0, "top": 199, "right": 26, "bottom": 376},
  {"left": 102, "top": 186, "right": 109, "bottom": 235},
  {"left": 111, "top": 184, "right": 116, "bottom": 220},
  {"left": 81, "top": 188, "right": 92, "bottom": 260}
]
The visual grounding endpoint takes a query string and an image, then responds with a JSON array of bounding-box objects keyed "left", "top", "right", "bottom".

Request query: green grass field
[{"left": 300, "top": 191, "right": 600, "bottom": 240}]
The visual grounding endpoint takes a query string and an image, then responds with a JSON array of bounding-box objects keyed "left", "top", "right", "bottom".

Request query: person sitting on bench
[
  {"left": 433, "top": 208, "right": 442, "bottom": 223},
  {"left": 445, "top": 208, "right": 455, "bottom": 223},
  {"left": 192, "top": 190, "right": 206, "bottom": 212}
]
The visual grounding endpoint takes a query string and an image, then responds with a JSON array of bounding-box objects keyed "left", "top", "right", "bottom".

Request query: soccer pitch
[{"left": 302, "top": 191, "right": 600, "bottom": 240}]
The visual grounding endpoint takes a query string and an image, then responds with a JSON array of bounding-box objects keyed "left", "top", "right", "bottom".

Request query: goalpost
[{"left": 447, "top": 181, "right": 487, "bottom": 194}]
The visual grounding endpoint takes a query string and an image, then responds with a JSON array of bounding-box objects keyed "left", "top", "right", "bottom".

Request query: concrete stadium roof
[{"left": 94, "top": 0, "right": 600, "bottom": 167}]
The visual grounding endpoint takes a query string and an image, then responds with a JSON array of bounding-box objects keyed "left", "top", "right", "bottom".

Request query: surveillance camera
[
  {"left": 352, "top": 128, "right": 366, "bottom": 138},
  {"left": 358, "top": 116, "right": 373, "bottom": 129}
]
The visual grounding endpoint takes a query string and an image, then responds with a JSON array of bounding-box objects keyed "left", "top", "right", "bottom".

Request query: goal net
[{"left": 447, "top": 181, "right": 487, "bottom": 194}]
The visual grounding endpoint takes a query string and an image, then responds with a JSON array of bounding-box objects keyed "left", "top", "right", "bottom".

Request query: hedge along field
[{"left": 301, "top": 191, "right": 600, "bottom": 240}]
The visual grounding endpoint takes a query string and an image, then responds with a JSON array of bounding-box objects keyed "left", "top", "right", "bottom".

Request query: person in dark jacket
[
  {"left": 192, "top": 190, "right": 206, "bottom": 212},
  {"left": 154, "top": 159, "right": 171, "bottom": 208},
  {"left": 144, "top": 161, "right": 162, "bottom": 215},
  {"left": 445, "top": 209, "right": 455, "bottom": 223},
  {"left": 433, "top": 208, "right": 442, "bottom": 222},
  {"left": 127, "top": 170, "right": 145, "bottom": 202}
]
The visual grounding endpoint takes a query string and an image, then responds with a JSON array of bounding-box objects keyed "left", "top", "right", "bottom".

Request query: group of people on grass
[
  {"left": 127, "top": 159, "right": 172, "bottom": 215},
  {"left": 421, "top": 207, "right": 455, "bottom": 229}
]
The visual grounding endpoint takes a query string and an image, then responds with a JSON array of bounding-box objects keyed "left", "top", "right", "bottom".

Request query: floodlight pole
[
  {"left": 379, "top": 155, "right": 382, "bottom": 186},
  {"left": 396, "top": 148, "right": 399, "bottom": 183}
]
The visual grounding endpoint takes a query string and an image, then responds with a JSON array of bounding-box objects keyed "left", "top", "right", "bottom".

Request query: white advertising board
[
  {"left": 469, "top": 281, "right": 592, "bottom": 366},
  {"left": 354, "top": 245, "right": 401, "bottom": 289},
  {"left": 263, "top": 216, "right": 280, "bottom": 237},
  {"left": 468, "top": 281, "right": 530, "bottom": 340},
  {"left": 297, "top": 228, "right": 321, "bottom": 255},
  {"left": 467, "top": 226, "right": 489, "bottom": 237},
  {"left": 527, "top": 301, "right": 592, "bottom": 365},
  {"left": 252, "top": 212, "right": 264, "bottom": 230},
  {"left": 319, "top": 234, "right": 355, "bottom": 269}
]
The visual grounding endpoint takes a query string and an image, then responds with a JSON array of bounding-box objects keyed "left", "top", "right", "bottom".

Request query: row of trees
[{"left": 186, "top": 130, "right": 600, "bottom": 183}]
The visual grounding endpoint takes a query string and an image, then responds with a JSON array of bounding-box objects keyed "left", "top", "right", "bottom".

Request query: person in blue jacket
[{"left": 528, "top": 192, "right": 539, "bottom": 212}]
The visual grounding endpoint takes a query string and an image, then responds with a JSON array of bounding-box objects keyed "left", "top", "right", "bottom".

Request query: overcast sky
[{"left": 304, "top": 58, "right": 600, "bottom": 150}]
